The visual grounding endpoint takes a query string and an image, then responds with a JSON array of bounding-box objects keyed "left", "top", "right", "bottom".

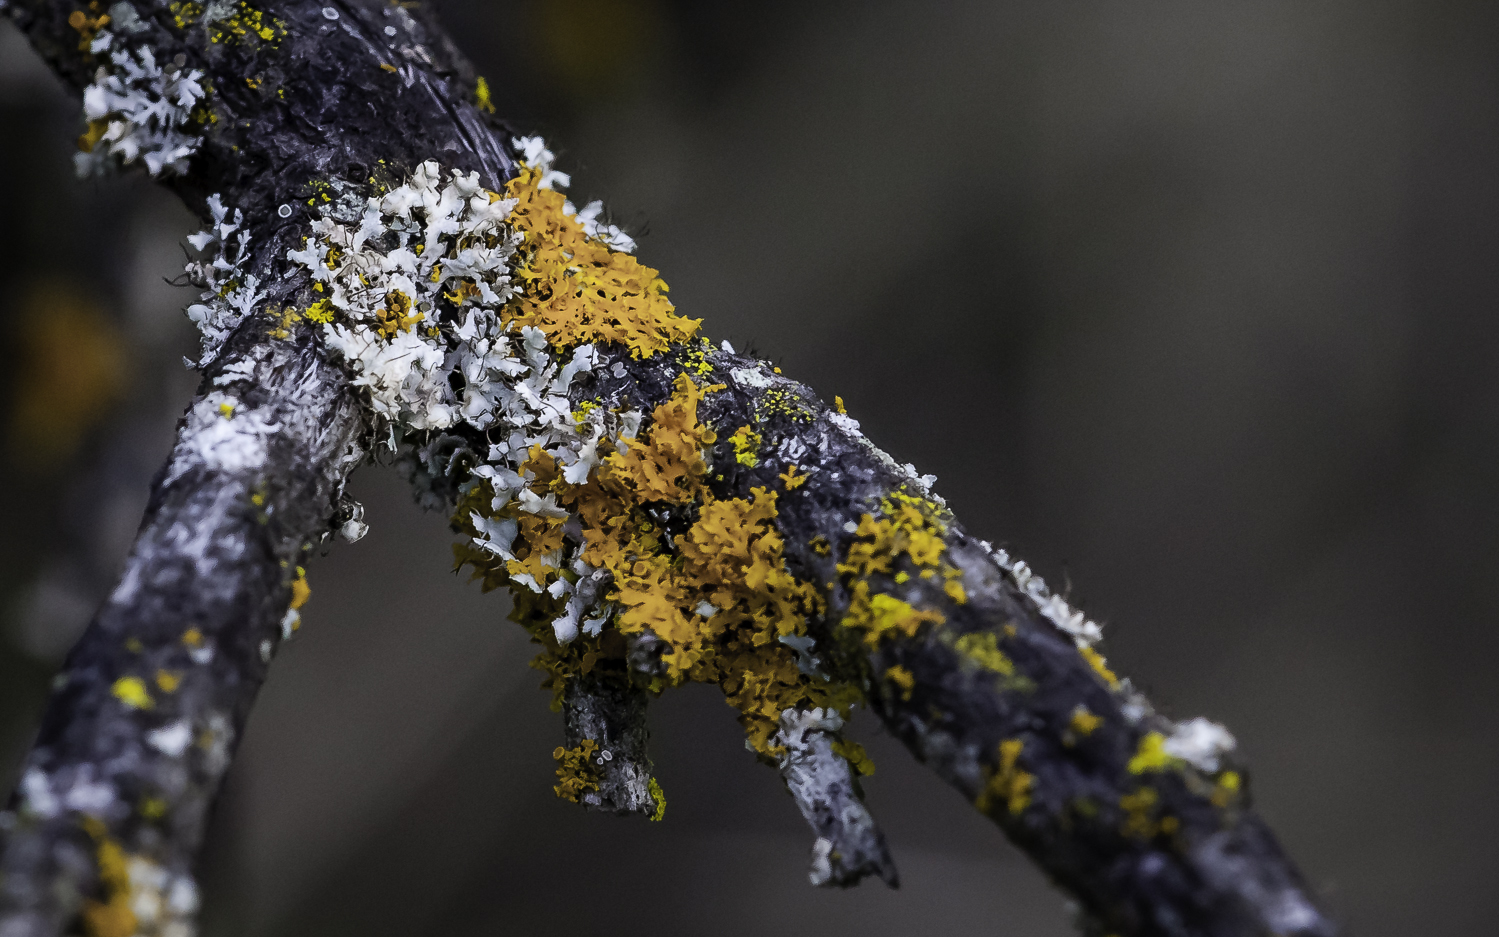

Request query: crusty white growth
[
  {"left": 774, "top": 708, "right": 892, "bottom": 886},
  {"left": 1163, "top": 716, "right": 1237, "bottom": 773},
  {"left": 75, "top": 29, "right": 206, "bottom": 178},
  {"left": 164, "top": 391, "right": 279, "bottom": 485},
  {"left": 978, "top": 541, "right": 1105, "bottom": 648}
]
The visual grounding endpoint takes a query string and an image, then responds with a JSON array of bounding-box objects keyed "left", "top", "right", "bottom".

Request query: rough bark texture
[
  {"left": 560, "top": 673, "right": 656, "bottom": 817},
  {"left": 0, "top": 2, "right": 511, "bottom": 935},
  {"left": 0, "top": 3, "right": 1337, "bottom": 937}
]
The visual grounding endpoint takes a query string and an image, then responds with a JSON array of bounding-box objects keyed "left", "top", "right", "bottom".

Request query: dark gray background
[{"left": 3, "top": 2, "right": 1496, "bottom": 934}]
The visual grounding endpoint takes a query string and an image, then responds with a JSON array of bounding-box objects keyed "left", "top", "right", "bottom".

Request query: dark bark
[{"left": 0, "top": 3, "right": 1337, "bottom": 937}]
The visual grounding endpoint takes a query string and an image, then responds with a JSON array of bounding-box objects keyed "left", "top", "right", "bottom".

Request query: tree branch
[{"left": 0, "top": 3, "right": 1337, "bottom": 937}]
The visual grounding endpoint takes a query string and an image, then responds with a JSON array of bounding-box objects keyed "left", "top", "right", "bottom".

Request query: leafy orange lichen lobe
[{"left": 502, "top": 165, "right": 700, "bottom": 357}]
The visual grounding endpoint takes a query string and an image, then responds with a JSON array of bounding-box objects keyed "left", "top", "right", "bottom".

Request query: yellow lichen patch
[
  {"left": 885, "top": 664, "right": 915, "bottom": 701},
  {"left": 1069, "top": 706, "right": 1101, "bottom": 737},
  {"left": 976, "top": 738, "right": 1033, "bottom": 816},
  {"left": 953, "top": 631, "right": 1014, "bottom": 676},
  {"left": 502, "top": 164, "right": 700, "bottom": 357},
  {"left": 454, "top": 373, "right": 861, "bottom": 759},
  {"left": 1119, "top": 787, "right": 1160, "bottom": 839},
  {"left": 842, "top": 587, "right": 944, "bottom": 648},
  {"left": 1080, "top": 645, "right": 1120, "bottom": 689},
  {"left": 728, "top": 424, "right": 761, "bottom": 467},
  {"left": 139, "top": 797, "right": 167, "bottom": 820},
  {"left": 779, "top": 464, "right": 807, "bottom": 490},
  {"left": 598, "top": 374, "right": 718, "bottom": 504},
  {"left": 111, "top": 677, "right": 154, "bottom": 711},
  {"left": 375, "top": 289, "right": 423, "bottom": 339},
  {"left": 267, "top": 305, "right": 301, "bottom": 340},
  {"left": 475, "top": 75, "right": 495, "bottom": 113},
  {"left": 289, "top": 568, "right": 311, "bottom": 610},
  {"left": 832, "top": 738, "right": 876, "bottom": 776},
  {"left": 1127, "top": 731, "right": 1183, "bottom": 775},
  {"left": 154, "top": 670, "right": 182, "bottom": 694},
  {"left": 553, "top": 739, "right": 602, "bottom": 802},
  {"left": 834, "top": 395, "right": 847, "bottom": 415},
  {"left": 755, "top": 388, "right": 813, "bottom": 423},
  {"left": 80, "top": 825, "right": 135, "bottom": 937},
  {"left": 1211, "top": 770, "right": 1242, "bottom": 808},
  {"left": 68, "top": 5, "right": 110, "bottom": 51},
  {"left": 648, "top": 777, "right": 667, "bottom": 821},
  {"left": 182, "top": 627, "right": 203, "bottom": 648}
]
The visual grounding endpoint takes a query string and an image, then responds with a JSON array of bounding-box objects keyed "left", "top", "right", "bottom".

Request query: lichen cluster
[
  {"left": 179, "top": 138, "right": 1240, "bottom": 833},
  {"left": 75, "top": 22, "right": 206, "bottom": 178}
]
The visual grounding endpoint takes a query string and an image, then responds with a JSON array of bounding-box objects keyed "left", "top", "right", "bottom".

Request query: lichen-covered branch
[{"left": 1, "top": 2, "right": 1336, "bottom": 937}]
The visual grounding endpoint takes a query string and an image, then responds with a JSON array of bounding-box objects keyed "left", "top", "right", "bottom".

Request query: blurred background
[{"left": 2, "top": 1, "right": 1497, "bottom": 934}]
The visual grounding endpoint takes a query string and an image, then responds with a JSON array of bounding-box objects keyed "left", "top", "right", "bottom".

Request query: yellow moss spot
[
  {"left": 218, "top": 402, "right": 235, "bottom": 418},
  {"left": 953, "top": 631, "right": 1014, "bottom": 676},
  {"left": 885, "top": 664, "right": 915, "bottom": 701},
  {"left": 154, "top": 670, "right": 182, "bottom": 693},
  {"left": 250, "top": 491, "right": 265, "bottom": 507},
  {"left": 182, "top": 628, "right": 203, "bottom": 648},
  {"left": 1211, "top": 770, "right": 1242, "bottom": 808},
  {"left": 810, "top": 536, "right": 830, "bottom": 557},
  {"left": 644, "top": 777, "right": 666, "bottom": 821},
  {"left": 1069, "top": 706, "right": 1101, "bottom": 737},
  {"left": 380, "top": 62, "right": 398, "bottom": 73},
  {"left": 111, "top": 677, "right": 154, "bottom": 710},
  {"left": 475, "top": 75, "right": 495, "bottom": 113},
  {"left": 976, "top": 738, "right": 1033, "bottom": 816},
  {"left": 1080, "top": 645, "right": 1120, "bottom": 688},
  {"left": 553, "top": 739, "right": 602, "bottom": 802},
  {"left": 1127, "top": 731, "right": 1183, "bottom": 775},
  {"left": 834, "top": 395, "right": 847, "bottom": 414},
  {"left": 728, "top": 424, "right": 761, "bottom": 467},
  {"left": 289, "top": 569, "right": 311, "bottom": 610},
  {"left": 777, "top": 464, "right": 807, "bottom": 490},
  {"left": 502, "top": 163, "right": 700, "bottom": 357}
]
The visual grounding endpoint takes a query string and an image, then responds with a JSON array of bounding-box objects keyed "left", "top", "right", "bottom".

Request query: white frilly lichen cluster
[{"left": 76, "top": 27, "right": 206, "bottom": 178}]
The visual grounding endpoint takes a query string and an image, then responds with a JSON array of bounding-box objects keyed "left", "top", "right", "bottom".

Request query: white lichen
[
  {"left": 184, "top": 194, "right": 263, "bottom": 365},
  {"left": 1163, "top": 716, "right": 1237, "bottom": 773},
  {"left": 270, "top": 143, "right": 641, "bottom": 645},
  {"left": 76, "top": 30, "right": 205, "bottom": 178}
]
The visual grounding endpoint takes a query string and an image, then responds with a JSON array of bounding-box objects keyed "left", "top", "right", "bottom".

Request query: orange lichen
[
  {"left": 80, "top": 819, "right": 135, "bottom": 937},
  {"left": 454, "top": 373, "right": 859, "bottom": 757},
  {"left": 502, "top": 164, "right": 700, "bottom": 357},
  {"left": 552, "top": 739, "right": 601, "bottom": 801}
]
